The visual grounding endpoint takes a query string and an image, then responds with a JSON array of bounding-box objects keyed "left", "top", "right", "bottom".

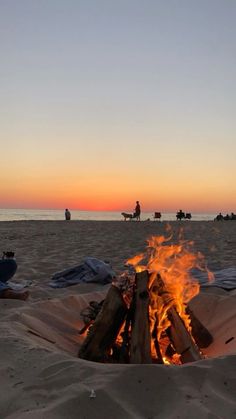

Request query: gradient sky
[{"left": 0, "top": 0, "right": 235, "bottom": 212}]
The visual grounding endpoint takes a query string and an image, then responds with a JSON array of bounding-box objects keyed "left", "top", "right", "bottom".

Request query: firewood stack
[{"left": 78, "top": 270, "right": 213, "bottom": 364}]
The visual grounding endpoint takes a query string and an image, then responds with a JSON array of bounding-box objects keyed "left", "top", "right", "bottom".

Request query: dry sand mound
[
  {"left": 1, "top": 288, "right": 236, "bottom": 419},
  {"left": 0, "top": 220, "right": 236, "bottom": 418}
]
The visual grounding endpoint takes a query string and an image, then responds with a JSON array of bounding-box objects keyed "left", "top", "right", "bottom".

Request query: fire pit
[{"left": 78, "top": 232, "right": 213, "bottom": 365}]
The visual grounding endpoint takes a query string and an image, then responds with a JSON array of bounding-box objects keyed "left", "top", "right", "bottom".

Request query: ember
[{"left": 78, "top": 231, "right": 213, "bottom": 365}]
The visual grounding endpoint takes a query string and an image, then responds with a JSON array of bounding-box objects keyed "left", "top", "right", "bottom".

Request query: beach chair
[
  {"left": 185, "top": 213, "right": 192, "bottom": 220},
  {"left": 154, "top": 212, "right": 161, "bottom": 221}
]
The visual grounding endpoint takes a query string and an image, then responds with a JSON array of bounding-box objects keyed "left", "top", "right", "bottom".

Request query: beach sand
[{"left": 0, "top": 220, "right": 236, "bottom": 418}]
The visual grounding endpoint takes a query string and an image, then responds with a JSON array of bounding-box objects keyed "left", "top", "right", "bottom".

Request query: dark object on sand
[
  {"left": 154, "top": 212, "right": 162, "bottom": 221},
  {"left": 176, "top": 210, "right": 185, "bottom": 220},
  {"left": 3, "top": 251, "right": 15, "bottom": 258}
]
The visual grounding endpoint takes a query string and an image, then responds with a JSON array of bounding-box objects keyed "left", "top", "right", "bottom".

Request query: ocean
[{"left": 0, "top": 209, "right": 216, "bottom": 222}]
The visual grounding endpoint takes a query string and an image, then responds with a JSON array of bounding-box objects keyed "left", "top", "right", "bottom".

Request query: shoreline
[{"left": 0, "top": 208, "right": 218, "bottom": 222}]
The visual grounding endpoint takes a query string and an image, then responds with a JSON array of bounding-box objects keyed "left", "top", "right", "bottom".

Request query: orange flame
[{"left": 126, "top": 230, "right": 212, "bottom": 362}]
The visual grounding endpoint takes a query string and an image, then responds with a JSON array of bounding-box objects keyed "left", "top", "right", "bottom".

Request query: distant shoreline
[{"left": 0, "top": 208, "right": 217, "bottom": 222}]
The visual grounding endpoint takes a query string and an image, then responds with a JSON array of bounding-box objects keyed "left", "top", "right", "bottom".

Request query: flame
[
  {"left": 127, "top": 229, "right": 212, "bottom": 362},
  {"left": 125, "top": 254, "right": 147, "bottom": 273},
  {"left": 82, "top": 228, "right": 213, "bottom": 365},
  {"left": 128, "top": 233, "right": 204, "bottom": 310}
]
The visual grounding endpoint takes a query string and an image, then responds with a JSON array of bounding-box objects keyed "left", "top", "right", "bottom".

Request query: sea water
[{"left": 0, "top": 209, "right": 215, "bottom": 222}]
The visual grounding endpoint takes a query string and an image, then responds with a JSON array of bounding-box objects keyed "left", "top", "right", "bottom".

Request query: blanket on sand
[
  {"left": 49, "top": 257, "right": 115, "bottom": 288},
  {"left": 194, "top": 267, "right": 236, "bottom": 290}
]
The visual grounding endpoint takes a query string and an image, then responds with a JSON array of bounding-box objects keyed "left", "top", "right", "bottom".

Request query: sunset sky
[{"left": 0, "top": 1, "right": 235, "bottom": 212}]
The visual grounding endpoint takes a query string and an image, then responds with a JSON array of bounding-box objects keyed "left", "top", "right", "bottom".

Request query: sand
[{"left": 0, "top": 220, "right": 236, "bottom": 419}]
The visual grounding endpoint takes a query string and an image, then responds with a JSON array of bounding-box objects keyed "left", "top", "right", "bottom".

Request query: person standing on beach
[
  {"left": 133, "top": 201, "right": 141, "bottom": 221},
  {"left": 0, "top": 252, "right": 29, "bottom": 300},
  {"left": 65, "top": 208, "right": 71, "bottom": 220}
]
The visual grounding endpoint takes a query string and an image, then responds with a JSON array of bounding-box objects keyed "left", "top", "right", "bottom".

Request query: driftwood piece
[
  {"left": 78, "top": 285, "right": 127, "bottom": 362},
  {"left": 186, "top": 306, "right": 213, "bottom": 348},
  {"left": 155, "top": 274, "right": 203, "bottom": 363},
  {"left": 130, "top": 270, "right": 152, "bottom": 364}
]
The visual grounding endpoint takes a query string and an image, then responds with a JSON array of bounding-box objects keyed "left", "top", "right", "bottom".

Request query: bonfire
[{"left": 78, "top": 229, "right": 213, "bottom": 365}]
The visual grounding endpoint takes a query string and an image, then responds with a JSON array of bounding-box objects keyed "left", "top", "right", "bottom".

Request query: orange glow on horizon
[{"left": 0, "top": 171, "right": 235, "bottom": 213}]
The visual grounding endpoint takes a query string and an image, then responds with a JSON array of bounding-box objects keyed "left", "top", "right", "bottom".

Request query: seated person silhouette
[
  {"left": 0, "top": 252, "right": 29, "bottom": 300},
  {"left": 176, "top": 210, "right": 185, "bottom": 220},
  {"left": 215, "top": 212, "right": 224, "bottom": 221}
]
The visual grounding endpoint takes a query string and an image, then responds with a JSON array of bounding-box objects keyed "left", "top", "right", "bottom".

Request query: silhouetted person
[
  {"left": 215, "top": 212, "right": 224, "bottom": 221},
  {"left": 176, "top": 209, "right": 185, "bottom": 220},
  {"left": 133, "top": 201, "right": 141, "bottom": 221},
  {"left": 65, "top": 208, "right": 71, "bottom": 221}
]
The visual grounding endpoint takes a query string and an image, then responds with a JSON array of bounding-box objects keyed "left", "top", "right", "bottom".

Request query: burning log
[
  {"left": 130, "top": 270, "right": 152, "bottom": 364},
  {"left": 155, "top": 274, "right": 203, "bottom": 363},
  {"left": 149, "top": 277, "right": 165, "bottom": 363},
  {"left": 186, "top": 306, "right": 213, "bottom": 348},
  {"left": 167, "top": 309, "right": 203, "bottom": 363},
  {"left": 78, "top": 285, "right": 127, "bottom": 362},
  {"left": 150, "top": 273, "right": 213, "bottom": 352},
  {"left": 78, "top": 271, "right": 209, "bottom": 365},
  {"left": 77, "top": 228, "right": 215, "bottom": 365},
  {"left": 151, "top": 314, "right": 164, "bottom": 364}
]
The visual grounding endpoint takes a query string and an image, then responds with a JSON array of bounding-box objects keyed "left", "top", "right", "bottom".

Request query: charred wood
[
  {"left": 186, "top": 306, "right": 213, "bottom": 348},
  {"left": 130, "top": 270, "right": 152, "bottom": 364},
  {"left": 167, "top": 308, "right": 203, "bottom": 363},
  {"left": 155, "top": 274, "right": 203, "bottom": 363},
  {"left": 118, "top": 302, "right": 134, "bottom": 363},
  {"left": 152, "top": 315, "right": 164, "bottom": 364},
  {"left": 78, "top": 285, "right": 127, "bottom": 362}
]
